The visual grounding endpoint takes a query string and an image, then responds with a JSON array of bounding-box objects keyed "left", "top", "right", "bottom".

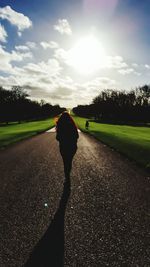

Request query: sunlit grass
[
  {"left": 73, "top": 115, "right": 150, "bottom": 170},
  {"left": 0, "top": 118, "right": 55, "bottom": 148}
]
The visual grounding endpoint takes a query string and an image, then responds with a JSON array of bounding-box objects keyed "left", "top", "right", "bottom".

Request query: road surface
[{"left": 0, "top": 131, "right": 149, "bottom": 266}]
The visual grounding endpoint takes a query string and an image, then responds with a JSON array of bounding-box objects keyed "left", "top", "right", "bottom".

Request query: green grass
[
  {"left": 0, "top": 118, "right": 55, "bottom": 148},
  {"left": 73, "top": 115, "right": 150, "bottom": 170}
]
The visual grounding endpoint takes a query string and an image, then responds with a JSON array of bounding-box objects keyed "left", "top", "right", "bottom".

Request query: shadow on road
[{"left": 24, "top": 177, "right": 71, "bottom": 267}]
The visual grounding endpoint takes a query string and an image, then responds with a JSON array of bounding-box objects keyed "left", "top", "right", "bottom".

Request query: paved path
[{"left": 0, "top": 132, "right": 149, "bottom": 266}]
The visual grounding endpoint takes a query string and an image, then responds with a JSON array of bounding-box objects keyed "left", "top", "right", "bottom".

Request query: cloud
[
  {"left": 118, "top": 68, "right": 134, "bottom": 75},
  {"left": 0, "top": 45, "right": 32, "bottom": 73},
  {"left": 23, "top": 59, "right": 61, "bottom": 77},
  {"left": 26, "top": 41, "right": 37, "bottom": 49},
  {"left": 54, "top": 19, "right": 72, "bottom": 35},
  {"left": 145, "top": 64, "right": 150, "bottom": 69},
  {"left": 84, "top": 77, "right": 116, "bottom": 92},
  {"left": 134, "top": 72, "right": 141, "bottom": 76},
  {"left": 42, "top": 76, "right": 117, "bottom": 103},
  {"left": 18, "top": 51, "right": 33, "bottom": 59},
  {"left": 18, "top": 31, "right": 22, "bottom": 37},
  {"left": 0, "top": 75, "right": 19, "bottom": 88},
  {"left": 132, "top": 63, "right": 138, "bottom": 68},
  {"left": 49, "top": 87, "right": 73, "bottom": 100},
  {"left": 15, "top": 45, "right": 30, "bottom": 51},
  {"left": 54, "top": 48, "right": 67, "bottom": 61},
  {"left": 40, "top": 41, "right": 59, "bottom": 49},
  {"left": 0, "top": 23, "right": 7, "bottom": 43},
  {"left": 0, "top": 46, "right": 22, "bottom": 72},
  {"left": 54, "top": 47, "right": 128, "bottom": 70},
  {"left": 54, "top": 48, "right": 130, "bottom": 77},
  {"left": 107, "top": 56, "right": 128, "bottom": 69},
  {"left": 0, "top": 52, "right": 118, "bottom": 107},
  {"left": 0, "top": 6, "right": 32, "bottom": 35},
  {"left": 0, "top": 58, "right": 61, "bottom": 95},
  {"left": 13, "top": 44, "right": 35, "bottom": 61}
]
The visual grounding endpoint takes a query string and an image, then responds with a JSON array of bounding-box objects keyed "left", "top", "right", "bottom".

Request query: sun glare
[{"left": 67, "top": 36, "right": 107, "bottom": 74}]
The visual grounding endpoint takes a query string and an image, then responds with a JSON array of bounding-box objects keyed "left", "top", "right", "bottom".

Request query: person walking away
[
  {"left": 85, "top": 120, "right": 89, "bottom": 130},
  {"left": 56, "top": 112, "right": 79, "bottom": 178}
]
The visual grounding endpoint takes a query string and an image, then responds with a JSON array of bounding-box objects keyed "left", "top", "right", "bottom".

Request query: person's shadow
[{"left": 24, "top": 176, "right": 71, "bottom": 267}]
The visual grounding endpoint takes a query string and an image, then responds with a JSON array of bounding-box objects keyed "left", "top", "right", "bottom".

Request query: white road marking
[{"left": 46, "top": 127, "right": 56, "bottom": 132}]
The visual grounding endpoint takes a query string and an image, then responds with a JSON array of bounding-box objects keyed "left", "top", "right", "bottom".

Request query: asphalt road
[{"left": 0, "top": 132, "right": 149, "bottom": 267}]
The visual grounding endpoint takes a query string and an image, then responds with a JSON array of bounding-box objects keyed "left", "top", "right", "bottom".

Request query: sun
[{"left": 67, "top": 35, "right": 107, "bottom": 74}]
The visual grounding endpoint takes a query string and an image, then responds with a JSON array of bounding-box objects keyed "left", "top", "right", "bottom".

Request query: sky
[{"left": 0, "top": 0, "right": 150, "bottom": 107}]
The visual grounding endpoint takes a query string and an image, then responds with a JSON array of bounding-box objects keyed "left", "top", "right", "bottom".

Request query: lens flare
[{"left": 83, "top": 0, "right": 118, "bottom": 17}]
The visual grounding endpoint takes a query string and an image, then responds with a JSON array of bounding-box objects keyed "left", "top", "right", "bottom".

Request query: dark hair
[{"left": 57, "top": 111, "right": 77, "bottom": 128}]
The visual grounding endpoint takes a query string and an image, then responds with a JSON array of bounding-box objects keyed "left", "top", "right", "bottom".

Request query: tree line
[
  {"left": 73, "top": 85, "right": 150, "bottom": 123},
  {"left": 0, "top": 86, "right": 66, "bottom": 124}
]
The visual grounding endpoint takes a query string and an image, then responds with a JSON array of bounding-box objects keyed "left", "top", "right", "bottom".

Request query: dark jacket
[{"left": 56, "top": 120, "right": 79, "bottom": 145}]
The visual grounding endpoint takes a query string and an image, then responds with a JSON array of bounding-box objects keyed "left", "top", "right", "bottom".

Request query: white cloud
[
  {"left": 107, "top": 56, "right": 128, "bottom": 69},
  {"left": 134, "top": 72, "right": 141, "bottom": 76},
  {"left": 54, "top": 48, "right": 67, "bottom": 61},
  {"left": 118, "top": 68, "right": 134, "bottom": 75},
  {"left": 54, "top": 48, "right": 131, "bottom": 77},
  {"left": 0, "top": 45, "right": 117, "bottom": 106},
  {"left": 15, "top": 45, "right": 30, "bottom": 51},
  {"left": 0, "top": 45, "right": 32, "bottom": 73},
  {"left": 0, "top": 58, "right": 62, "bottom": 97},
  {"left": 40, "top": 42, "right": 50, "bottom": 50},
  {"left": 84, "top": 77, "right": 116, "bottom": 91},
  {"left": 145, "top": 64, "right": 150, "bottom": 69},
  {"left": 26, "top": 41, "right": 37, "bottom": 49},
  {"left": 32, "top": 74, "right": 115, "bottom": 103},
  {"left": 132, "top": 63, "right": 138, "bottom": 68},
  {"left": 54, "top": 48, "right": 128, "bottom": 71},
  {"left": 18, "top": 31, "right": 22, "bottom": 37},
  {"left": 0, "top": 75, "right": 17, "bottom": 87},
  {"left": 0, "top": 6, "right": 32, "bottom": 35},
  {"left": 0, "top": 30, "right": 141, "bottom": 107},
  {"left": 0, "top": 23, "right": 7, "bottom": 43},
  {"left": 40, "top": 41, "right": 59, "bottom": 49},
  {"left": 23, "top": 59, "right": 61, "bottom": 77},
  {"left": 18, "top": 51, "right": 33, "bottom": 59},
  {"left": 0, "top": 46, "right": 21, "bottom": 72},
  {"left": 0, "top": 64, "right": 119, "bottom": 108},
  {"left": 54, "top": 19, "right": 72, "bottom": 35}
]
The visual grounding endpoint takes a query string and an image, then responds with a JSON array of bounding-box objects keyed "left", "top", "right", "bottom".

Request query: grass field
[
  {"left": 0, "top": 118, "right": 55, "bottom": 148},
  {"left": 73, "top": 115, "right": 150, "bottom": 170}
]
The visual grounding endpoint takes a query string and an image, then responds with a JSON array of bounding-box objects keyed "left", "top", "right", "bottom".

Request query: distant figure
[
  {"left": 85, "top": 120, "right": 89, "bottom": 130},
  {"left": 56, "top": 112, "right": 79, "bottom": 178}
]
